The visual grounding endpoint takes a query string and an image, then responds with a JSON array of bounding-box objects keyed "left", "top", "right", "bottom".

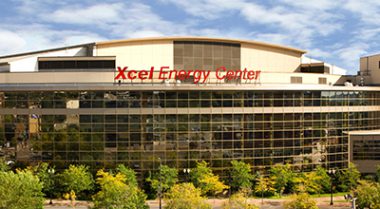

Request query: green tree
[
  {"left": 60, "top": 164, "right": 94, "bottom": 205},
  {"left": 354, "top": 180, "right": 380, "bottom": 209},
  {"left": 34, "top": 163, "right": 57, "bottom": 203},
  {"left": 191, "top": 161, "right": 228, "bottom": 196},
  {"left": 314, "top": 166, "right": 331, "bottom": 194},
  {"left": 294, "top": 172, "right": 322, "bottom": 194},
  {"left": 0, "top": 170, "right": 44, "bottom": 209},
  {"left": 254, "top": 175, "right": 275, "bottom": 197},
  {"left": 93, "top": 170, "right": 148, "bottom": 209},
  {"left": 116, "top": 164, "right": 138, "bottom": 187},
  {"left": 376, "top": 165, "right": 380, "bottom": 183},
  {"left": 165, "top": 183, "right": 211, "bottom": 209},
  {"left": 146, "top": 165, "right": 178, "bottom": 196},
  {"left": 230, "top": 160, "right": 254, "bottom": 192},
  {"left": 269, "top": 164, "right": 294, "bottom": 195},
  {"left": 283, "top": 193, "right": 318, "bottom": 209},
  {"left": 337, "top": 163, "right": 360, "bottom": 192},
  {"left": 0, "top": 158, "right": 9, "bottom": 172},
  {"left": 223, "top": 189, "right": 259, "bottom": 209}
]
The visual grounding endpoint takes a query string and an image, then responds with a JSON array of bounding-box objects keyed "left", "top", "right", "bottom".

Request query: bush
[
  {"left": 191, "top": 161, "right": 228, "bottom": 196},
  {"left": 223, "top": 190, "right": 258, "bottom": 209},
  {"left": 354, "top": 180, "right": 380, "bottom": 209},
  {"left": 116, "top": 164, "right": 138, "bottom": 187},
  {"left": 165, "top": 183, "right": 211, "bottom": 209},
  {"left": 230, "top": 161, "right": 254, "bottom": 192},
  {"left": 93, "top": 170, "right": 148, "bottom": 209},
  {"left": 284, "top": 193, "right": 318, "bottom": 209},
  {"left": 146, "top": 165, "right": 178, "bottom": 197},
  {"left": 0, "top": 170, "right": 44, "bottom": 209}
]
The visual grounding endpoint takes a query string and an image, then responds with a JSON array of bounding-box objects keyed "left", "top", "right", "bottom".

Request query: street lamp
[
  {"left": 158, "top": 158, "right": 163, "bottom": 209},
  {"left": 47, "top": 168, "right": 55, "bottom": 205},
  {"left": 327, "top": 168, "right": 336, "bottom": 205},
  {"left": 183, "top": 168, "right": 191, "bottom": 182}
]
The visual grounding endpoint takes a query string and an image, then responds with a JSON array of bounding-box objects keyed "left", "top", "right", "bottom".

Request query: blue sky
[{"left": 0, "top": 0, "right": 379, "bottom": 75}]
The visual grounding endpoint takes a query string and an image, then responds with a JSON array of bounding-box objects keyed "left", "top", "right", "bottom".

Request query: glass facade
[{"left": 1, "top": 90, "right": 380, "bottom": 178}]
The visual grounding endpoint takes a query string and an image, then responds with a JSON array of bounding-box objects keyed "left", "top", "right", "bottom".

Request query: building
[{"left": 0, "top": 37, "right": 379, "bottom": 177}]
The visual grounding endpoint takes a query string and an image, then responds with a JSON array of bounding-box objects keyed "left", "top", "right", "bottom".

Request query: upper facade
[{"left": 0, "top": 37, "right": 356, "bottom": 87}]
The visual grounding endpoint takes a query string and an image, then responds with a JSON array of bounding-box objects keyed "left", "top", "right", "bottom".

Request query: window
[
  {"left": 38, "top": 58, "right": 115, "bottom": 72},
  {"left": 319, "top": 77, "right": 327, "bottom": 84},
  {"left": 378, "top": 61, "right": 380, "bottom": 69},
  {"left": 290, "top": 77, "right": 302, "bottom": 84}
]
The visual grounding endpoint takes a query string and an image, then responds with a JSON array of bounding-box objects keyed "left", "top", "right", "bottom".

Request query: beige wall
[
  {"left": 360, "top": 55, "right": 380, "bottom": 85},
  {"left": 241, "top": 43, "right": 302, "bottom": 73},
  {"left": 95, "top": 40, "right": 173, "bottom": 71}
]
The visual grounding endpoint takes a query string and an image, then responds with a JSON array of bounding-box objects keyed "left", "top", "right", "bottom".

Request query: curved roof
[{"left": 96, "top": 36, "right": 306, "bottom": 54}]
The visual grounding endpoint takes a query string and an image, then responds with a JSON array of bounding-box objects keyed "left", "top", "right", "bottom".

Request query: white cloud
[{"left": 0, "top": 30, "right": 26, "bottom": 55}]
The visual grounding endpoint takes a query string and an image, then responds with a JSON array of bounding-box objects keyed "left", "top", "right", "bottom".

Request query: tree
[
  {"left": 294, "top": 172, "right": 322, "bottom": 194},
  {"left": 116, "top": 164, "right": 138, "bottom": 187},
  {"left": 230, "top": 160, "right": 254, "bottom": 192},
  {"left": 337, "top": 163, "right": 360, "bottom": 192},
  {"left": 60, "top": 164, "right": 94, "bottom": 206},
  {"left": 283, "top": 193, "right": 318, "bottom": 209},
  {"left": 93, "top": 170, "right": 148, "bottom": 209},
  {"left": 0, "top": 158, "right": 9, "bottom": 172},
  {"left": 376, "top": 165, "right": 380, "bottom": 183},
  {"left": 191, "top": 161, "right": 228, "bottom": 196},
  {"left": 314, "top": 166, "right": 331, "bottom": 194},
  {"left": 254, "top": 175, "right": 275, "bottom": 197},
  {"left": 0, "top": 170, "right": 44, "bottom": 209},
  {"left": 223, "top": 189, "right": 259, "bottom": 209},
  {"left": 354, "top": 180, "right": 380, "bottom": 209},
  {"left": 269, "top": 164, "right": 295, "bottom": 195},
  {"left": 34, "top": 163, "right": 57, "bottom": 203},
  {"left": 146, "top": 165, "right": 178, "bottom": 196},
  {"left": 164, "top": 183, "right": 211, "bottom": 209}
]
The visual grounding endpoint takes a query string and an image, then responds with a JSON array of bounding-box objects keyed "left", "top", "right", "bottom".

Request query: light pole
[
  {"left": 183, "top": 168, "right": 191, "bottom": 182},
  {"left": 158, "top": 157, "right": 163, "bottom": 209},
  {"left": 47, "top": 168, "right": 55, "bottom": 205},
  {"left": 328, "top": 168, "right": 336, "bottom": 205}
]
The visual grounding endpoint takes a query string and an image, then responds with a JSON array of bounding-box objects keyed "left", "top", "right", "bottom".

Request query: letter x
[{"left": 115, "top": 67, "right": 128, "bottom": 80}]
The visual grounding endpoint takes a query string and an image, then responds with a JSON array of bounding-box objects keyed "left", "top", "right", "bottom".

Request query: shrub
[
  {"left": 165, "top": 183, "right": 211, "bottom": 209},
  {"left": 223, "top": 190, "right": 258, "bottom": 209},
  {"left": 353, "top": 180, "right": 380, "bottom": 209},
  {"left": 283, "top": 193, "right": 318, "bottom": 209}
]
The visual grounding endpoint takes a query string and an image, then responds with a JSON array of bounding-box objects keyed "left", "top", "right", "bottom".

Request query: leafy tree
[
  {"left": 337, "top": 163, "right": 360, "bottom": 192},
  {"left": 60, "top": 164, "right": 94, "bottom": 205},
  {"left": 376, "top": 165, "right": 380, "bottom": 183},
  {"left": 223, "top": 189, "right": 259, "bottom": 209},
  {"left": 146, "top": 165, "right": 178, "bottom": 197},
  {"left": 283, "top": 193, "right": 318, "bottom": 209},
  {"left": 269, "top": 164, "right": 295, "bottom": 195},
  {"left": 0, "top": 158, "right": 9, "bottom": 172},
  {"left": 191, "top": 161, "right": 228, "bottom": 196},
  {"left": 0, "top": 170, "right": 44, "bottom": 209},
  {"left": 294, "top": 172, "right": 322, "bottom": 194},
  {"left": 116, "top": 164, "right": 138, "bottom": 187},
  {"left": 354, "top": 180, "right": 380, "bottom": 209},
  {"left": 314, "top": 166, "right": 331, "bottom": 194},
  {"left": 93, "top": 170, "right": 148, "bottom": 209},
  {"left": 34, "top": 163, "right": 57, "bottom": 203},
  {"left": 164, "top": 183, "right": 211, "bottom": 209},
  {"left": 230, "top": 160, "right": 254, "bottom": 192},
  {"left": 254, "top": 175, "right": 275, "bottom": 197}
]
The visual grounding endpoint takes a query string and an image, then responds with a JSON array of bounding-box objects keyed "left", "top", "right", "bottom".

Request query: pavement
[{"left": 43, "top": 196, "right": 352, "bottom": 209}]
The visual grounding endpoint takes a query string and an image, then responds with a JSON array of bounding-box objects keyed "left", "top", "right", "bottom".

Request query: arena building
[{"left": 0, "top": 37, "right": 379, "bottom": 176}]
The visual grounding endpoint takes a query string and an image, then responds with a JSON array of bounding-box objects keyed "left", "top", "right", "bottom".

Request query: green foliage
[
  {"left": 164, "top": 183, "right": 211, "bottom": 209},
  {"left": 0, "top": 170, "right": 44, "bottom": 209},
  {"left": 314, "top": 166, "right": 331, "bottom": 193},
  {"left": 284, "top": 193, "right": 318, "bottom": 209},
  {"left": 0, "top": 158, "right": 9, "bottom": 172},
  {"left": 376, "top": 165, "right": 380, "bottom": 183},
  {"left": 337, "top": 163, "right": 360, "bottom": 192},
  {"left": 34, "top": 163, "right": 57, "bottom": 199},
  {"left": 146, "top": 165, "right": 178, "bottom": 196},
  {"left": 60, "top": 164, "right": 94, "bottom": 198},
  {"left": 191, "top": 161, "right": 228, "bottom": 196},
  {"left": 269, "top": 164, "right": 294, "bottom": 195},
  {"left": 93, "top": 170, "right": 148, "bottom": 209},
  {"left": 353, "top": 180, "right": 380, "bottom": 209},
  {"left": 223, "top": 189, "right": 259, "bottom": 209},
  {"left": 294, "top": 172, "right": 322, "bottom": 194},
  {"left": 230, "top": 160, "right": 254, "bottom": 192},
  {"left": 116, "top": 164, "right": 138, "bottom": 187},
  {"left": 254, "top": 175, "right": 275, "bottom": 197}
]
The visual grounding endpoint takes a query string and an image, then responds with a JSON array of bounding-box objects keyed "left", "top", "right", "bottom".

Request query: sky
[{"left": 0, "top": 0, "right": 380, "bottom": 75}]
